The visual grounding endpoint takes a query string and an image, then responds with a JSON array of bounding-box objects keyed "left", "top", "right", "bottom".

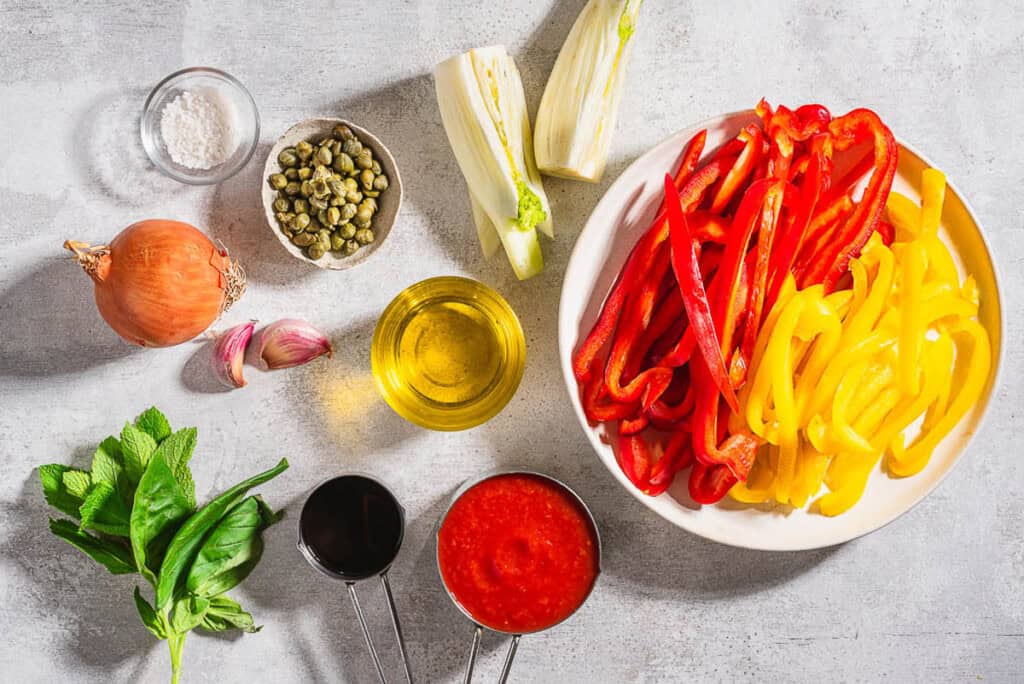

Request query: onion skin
[{"left": 67, "top": 220, "right": 245, "bottom": 347}]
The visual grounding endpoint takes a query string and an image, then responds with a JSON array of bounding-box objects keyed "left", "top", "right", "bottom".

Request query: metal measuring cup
[
  {"left": 435, "top": 468, "right": 603, "bottom": 684},
  {"left": 297, "top": 474, "right": 414, "bottom": 684}
]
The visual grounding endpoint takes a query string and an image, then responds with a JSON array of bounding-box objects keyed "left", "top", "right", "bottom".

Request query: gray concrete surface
[{"left": 1, "top": 1, "right": 1022, "bottom": 682}]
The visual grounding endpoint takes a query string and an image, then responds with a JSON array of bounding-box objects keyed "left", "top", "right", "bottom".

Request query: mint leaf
[
  {"left": 199, "top": 595, "right": 260, "bottom": 633},
  {"left": 40, "top": 464, "right": 84, "bottom": 518},
  {"left": 136, "top": 407, "right": 172, "bottom": 444},
  {"left": 153, "top": 428, "right": 197, "bottom": 506},
  {"left": 48, "top": 519, "right": 135, "bottom": 574},
  {"left": 78, "top": 481, "right": 131, "bottom": 537},
  {"left": 62, "top": 469, "right": 92, "bottom": 499},
  {"left": 134, "top": 587, "right": 167, "bottom": 639},
  {"left": 91, "top": 437, "right": 124, "bottom": 486},
  {"left": 121, "top": 424, "right": 157, "bottom": 485}
]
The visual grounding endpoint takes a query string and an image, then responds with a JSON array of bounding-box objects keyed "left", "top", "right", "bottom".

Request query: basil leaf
[
  {"left": 134, "top": 586, "right": 167, "bottom": 639},
  {"left": 199, "top": 596, "right": 260, "bottom": 633},
  {"left": 135, "top": 407, "right": 172, "bottom": 443},
  {"left": 39, "top": 464, "right": 84, "bottom": 519},
  {"left": 170, "top": 595, "right": 210, "bottom": 634},
  {"left": 121, "top": 424, "right": 157, "bottom": 485},
  {"left": 48, "top": 519, "right": 135, "bottom": 575},
  {"left": 186, "top": 497, "right": 279, "bottom": 598},
  {"left": 131, "top": 454, "right": 193, "bottom": 585},
  {"left": 152, "top": 428, "right": 197, "bottom": 507},
  {"left": 156, "top": 459, "right": 289, "bottom": 610}
]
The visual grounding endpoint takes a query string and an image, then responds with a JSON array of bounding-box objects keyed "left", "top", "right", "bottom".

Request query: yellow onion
[{"left": 65, "top": 219, "right": 245, "bottom": 347}]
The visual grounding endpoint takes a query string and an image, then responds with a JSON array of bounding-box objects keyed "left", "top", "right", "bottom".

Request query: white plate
[{"left": 558, "top": 111, "right": 1005, "bottom": 551}]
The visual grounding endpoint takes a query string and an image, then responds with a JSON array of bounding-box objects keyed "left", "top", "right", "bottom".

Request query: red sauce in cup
[{"left": 437, "top": 473, "right": 599, "bottom": 634}]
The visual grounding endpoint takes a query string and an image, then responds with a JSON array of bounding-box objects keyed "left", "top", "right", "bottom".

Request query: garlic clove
[
  {"left": 258, "top": 319, "right": 333, "bottom": 370},
  {"left": 211, "top": 321, "right": 256, "bottom": 388}
]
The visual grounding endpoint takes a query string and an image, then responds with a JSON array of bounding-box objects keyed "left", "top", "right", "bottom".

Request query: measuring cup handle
[
  {"left": 462, "top": 625, "right": 483, "bottom": 684},
  {"left": 497, "top": 635, "right": 521, "bottom": 684},
  {"left": 380, "top": 572, "right": 414, "bottom": 684},
  {"left": 347, "top": 581, "right": 388, "bottom": 684}
]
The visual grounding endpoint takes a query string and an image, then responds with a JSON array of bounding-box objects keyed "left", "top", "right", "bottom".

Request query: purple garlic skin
[
  {"left": 258, "top": 319, "right": 333, "bottom": 370},
  {"left": 212, "top": 321, "right": 256, "bottom": 388}
]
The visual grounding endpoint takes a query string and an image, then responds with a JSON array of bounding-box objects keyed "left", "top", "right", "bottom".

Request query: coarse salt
[{"left": 160, "top": 89, "right": 237, "bottom": 170}]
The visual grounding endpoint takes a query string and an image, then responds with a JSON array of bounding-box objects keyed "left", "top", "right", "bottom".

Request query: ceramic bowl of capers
[{"left": 262, "top": 118, "right": 402, "bottom": 269}]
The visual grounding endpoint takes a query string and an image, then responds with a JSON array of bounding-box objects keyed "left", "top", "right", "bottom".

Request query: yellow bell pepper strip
[
  {"left": 919, "top": 168, "right": 946, "bottom": 238},
  {"left": 889, "top": 318, "right": 990, "bottom": 477},
  {"left": 897, "top": 241, "right": 928, "bottom": 394}
]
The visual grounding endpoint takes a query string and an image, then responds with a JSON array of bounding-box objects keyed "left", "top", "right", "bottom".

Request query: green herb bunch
[{"left": 38, "top": 407, "right": 288, "bottom": 684}]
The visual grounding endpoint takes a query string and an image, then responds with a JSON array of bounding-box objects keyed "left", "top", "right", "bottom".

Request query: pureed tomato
[{"left": 437, "top": 473, "right": 599, "bottom": 634}]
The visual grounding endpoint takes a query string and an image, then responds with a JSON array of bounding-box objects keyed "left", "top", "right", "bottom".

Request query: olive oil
[{"left": 372, "top": 277, "right": 525, "bottom": 431}]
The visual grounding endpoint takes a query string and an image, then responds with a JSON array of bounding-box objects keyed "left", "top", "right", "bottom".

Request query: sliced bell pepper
[{"left": 688, "top": 461, "right": 739, "bottom": 505}]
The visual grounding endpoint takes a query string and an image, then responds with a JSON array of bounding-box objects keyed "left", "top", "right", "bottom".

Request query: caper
[
  {"left": 289, "top": 198, "right": 305, "bottom": 214},
  {"left": 334, "top": 124, "right": 355, "bottom": 140},
  {"left": 297, "top": 166, "right": 312, "bottom": 181},
  {"left": 292, "top": 232, "right": 316, "bottom": 247},
  {"left": 372, "top": 174, "right": 389, "bottom": 192},
  {"left": 342, "top": 138, "right": 363, "bottom": 157},
  {"left": 269, "top": 173, "right": 288, "bottom": 190},
  {"left": 330, "top": 233, "right": 346, "bottom": 251},
  {"left": 273, "top": 198, "right": 290, "bottom": 213},
  {"left": 328, "top": 179, "right": 346, "bottom": 198},
  {"left": 326, "top": 206, "right": 341, "bottom": 225},
  {"left": 307, "top": 244, "right": 326, "bottom": 260},
  {"left": 356, "top": 151, "right": 373, "bottom": 170},
  {"left": 359, "top": 169, "right": 375, "bottom": 189},
  {"left": 287, "top": 212, "right": 308, "bottom": 230},
  {"left": 307, "top": 217, "right": 323, "bottom": 232},
  {"left": 309, "top": 196, "right": 329, "bottom": 211},
  {"left": 360, "top": 197, "right": 378, "bottom": 214},
  {"left": 346, "top": 190, "right": 362, "bottom": 204},
  {"left": 329, "top": 196, "right": 343, "bottom": 207},
  {"left": 295, "top": 140, "right": 314, "bottom": 161},
  {"left": 300, "top": 180, "right": 313, "bottom": 197},
  {"left": 355, "top": 206, "right": 373, "bottom": 224},
  {"left": 333, "top": 152, "right": 355, "bottom": 175},
  {"left": 344, "top": 239, "right": 360, "bottom": 256},
  {"left": 317, "top": 209, "right": 329, "bottom": 226},
  {"left": 284, "top": 168, "right": 299, "bottom": 180},
  {"left": 355, "top": 228, "right": 375, "bottom": 245},
  {"left": 342, "top": 177, "right": 359, "bottom": 192},
  {"left": 312, "top": 164, "right": 331, "bottom": 181},
  {"left": 317, "top": 229, "right": 332, "bottom": 250},
  {"left": 278, "top": 149, "right": 298, "bottom": 167},
  {"left": 284, "top": 181, "right": 301, "bottom": 196},
  {"left": 310, "top": 179, "right": 327, "bottom": 197},
  {"left": 330, "top": 140, "right": 342, "bottom": 156},
  {"left": 274, "top": 211, "right": 292, "bottom": 225},
  {"left": 316, "top": 146, "right": 332, "bottom": 165},
  {"left": 364, "top": 190, "right": 380, "bottom": 198},
  {"left": 341, "top": 203, "right": 358, "bottom": 221},
  {"left": 339, "top": 222, "right": 357, "bottom": 239}
]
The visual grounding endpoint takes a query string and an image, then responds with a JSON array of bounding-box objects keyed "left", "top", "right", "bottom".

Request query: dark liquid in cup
[{"left": 299, "top": 475, "right": 405, "bottom": 580}]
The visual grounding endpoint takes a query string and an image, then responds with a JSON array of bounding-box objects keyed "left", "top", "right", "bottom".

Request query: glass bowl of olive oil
[{"left": 371, "top": 276, "right": 525, "bottom": 431}]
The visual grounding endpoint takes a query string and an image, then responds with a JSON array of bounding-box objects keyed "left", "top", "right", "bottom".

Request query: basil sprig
[{"left": 38, "top": 407, "right": 288, "bottom": 684}]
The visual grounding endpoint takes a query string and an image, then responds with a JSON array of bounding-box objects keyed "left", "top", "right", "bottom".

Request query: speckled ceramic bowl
[{"left": 261, "top": 118, "right": 403, "bottom": 270}]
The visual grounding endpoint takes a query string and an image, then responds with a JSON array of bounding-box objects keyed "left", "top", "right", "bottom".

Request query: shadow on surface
[
  {"left": 0, "top": 259, "right": 141, "bottom": 377},
  {"left": 5, "top": 463, "right": 155, "bottom": 679},
  {"left": 208, "top": 142, "right": 317, "bottom": 287}
]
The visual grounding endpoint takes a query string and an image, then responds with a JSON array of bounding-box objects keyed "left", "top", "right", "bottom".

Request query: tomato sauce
[{"left": 437, "top": 473, "right": 599, "bottom": 634}]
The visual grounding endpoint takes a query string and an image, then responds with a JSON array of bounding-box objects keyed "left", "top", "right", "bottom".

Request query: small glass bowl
[
  {"left": 372, "top": 277, "right": 526, "bottom": 431},
  {"left": 140, "top": 67, "right": 259, "bottom": 185}
]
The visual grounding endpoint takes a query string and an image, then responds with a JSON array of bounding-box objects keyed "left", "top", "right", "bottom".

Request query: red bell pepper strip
[
  {"left": 801, "top": 109, "right": 897, "bottom": 291},
  {"left": 646, "top": 431, "right": 694, "bottom": 495},
  {"left": 688, "top": 461, "right": 739, "bottom": 504},
  {"left": 709, "top": 125, "right": 763, "bottom": 213},
  {"left": 617, "top": 433, "right": 651, "bottom": 490},
  {"left": 794, "top": 103, "right": 832, "bottom": 129},
  {"left": 875, "top": 219, "right": 895, "bottom": 246},
  {"left": 739, "top": 179, "right": 787, "bottom": 366},
  {"left": 619, "top": 415, "right": 649, "bottom": 436},
  {"left": 664, "top": 174, "right": 739, "bottom": 414},
  {"left": 580, "top": 359, "right": 637, "bottom": 423},
  {"left": 572, "top": 130, "right": 709, "bottom": 382},
  {"left": 604, "top": 246, "right": 673, "bottom": 404},
  {"left": 826, "top": 147, "right": 874, "bottom": 202}
]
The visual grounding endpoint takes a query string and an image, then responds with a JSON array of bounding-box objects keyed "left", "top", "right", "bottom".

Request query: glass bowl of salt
[{"left": 141, "top": 67, "right": 260, "bottom": 185}]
